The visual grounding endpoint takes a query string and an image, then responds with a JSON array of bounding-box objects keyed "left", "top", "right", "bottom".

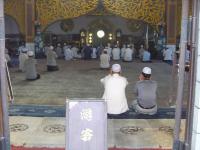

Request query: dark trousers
[{"left": 108, "top": 111, "right": 129, "bottom": 119}]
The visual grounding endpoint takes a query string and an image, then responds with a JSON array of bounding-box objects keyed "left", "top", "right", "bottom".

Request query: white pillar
[{"left": 191, "top": 1, "right": 200, "bottom": 149}]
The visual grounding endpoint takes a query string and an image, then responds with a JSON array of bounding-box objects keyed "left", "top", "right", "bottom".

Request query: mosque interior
[{"left": 1, "top": 0, "right": 192, "bottom": 149}]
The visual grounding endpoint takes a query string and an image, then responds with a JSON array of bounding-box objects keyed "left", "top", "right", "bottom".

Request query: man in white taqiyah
[
  {"left": 46, "top": 46, "right": 59, "bottom": 71},
  {"left": 123, "top": 44, "right": 133, "bottom": 62},
  {"left": 100, "top": 50, "right": 110, "bottom": 69},
  {"left": 101, "top": 64, "right": 129, "bottom": 116},
  {"left": 112, "top": 45, "right": 120, "bottom": 60},
  {"left": 19, "top": 48, "right": 28, "bottom": 72},
  {"left": 24, "top": 51, "right": 40, "bottom": 80},
  {"left": 132, "top": 67, "right": 157, "bottom": 115}
]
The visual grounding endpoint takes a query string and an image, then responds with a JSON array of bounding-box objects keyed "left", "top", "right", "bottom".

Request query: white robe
[
  {"left": 19, "top": 53, "right": 28, "bottom": 72},
  {"left": 106, "top": 47, "right": 112, "bottom": 57},
  {"left": 91, "top": 48, "right": 97, "bottom": 59},
  {"left": 71, "top": 47, "right": 79, "bottom": 58},
  {"left": 124, "top": 48, "right": 133, "bottom": 61},
  {"left": 112, "top": 48, "right": 120, "bottom": 60},
  {"left": 100, "top": 53, "right": 110, "bottom": 68},
  {"left": 64, "top": 48, "right": 73, "bottom": 60},
  {"left": 121, "top": 47, "right": 126, "bottom": 58}
]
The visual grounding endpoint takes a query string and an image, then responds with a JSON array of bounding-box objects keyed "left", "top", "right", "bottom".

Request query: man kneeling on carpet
[
  {"left": 100, "top": 64, "right": 129, "bottom": 118},
  {"left": 46, "top": 46, "right": 59, "bottom": 71},
  {"left": 24, "top": 51, "right": 40, "bottom": 81},
  {"left": 132, "top": 67, "right": 157, "bottom": 115}
]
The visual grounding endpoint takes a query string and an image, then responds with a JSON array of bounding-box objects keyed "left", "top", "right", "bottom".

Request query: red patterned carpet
[{"left": 11, "top": 146, "right": 171, "bottom": 150}]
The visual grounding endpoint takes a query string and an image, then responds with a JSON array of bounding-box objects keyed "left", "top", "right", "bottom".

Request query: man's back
[
  {"left": 135, "top": 80, "right": 157, "bottom": 108},
  {"left": 101, "top": 74, "right": 128, "bottom": 114},
  {"left": 24, "top": 58, "right": 37, "bottom": 79},
  {"left": 142, "top": 51, "right": 151, "bottom": 61},
  {"left": 124, "top": 48, "right": 133, "bottom": 61},
  {"left": 112, "top": 48, "right": 120, "bottom": 60},
  {"left": 47, "top": 50, "right": 57, "bottom": 66},
  {"left": 100, "top": 53, "right": 110, "bottom": 68}
]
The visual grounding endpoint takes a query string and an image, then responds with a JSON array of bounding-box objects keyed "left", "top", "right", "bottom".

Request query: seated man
[
  {"left": 24, "top": 51, "right": 40, "bottom": 81},
  {"left": 163, "top": 47, "right": 173, "bottom": 65},
  {"left": 142, "top": 50, "right": 151, "bottom": 62},
  {"left": 132, "top": 67, "right": 157, "bottom": 115},
  {"left": 123, "top": 45, "right": 133, "bottom": 62},
  {"left": 100, "top": 50, "right": 110, "bottom": 69},
  {"left": 46, "top": 46, "right": 59, "bottom": 71},
  {"left": 100, "top": 64, "right": 129, "bottom": 117}
]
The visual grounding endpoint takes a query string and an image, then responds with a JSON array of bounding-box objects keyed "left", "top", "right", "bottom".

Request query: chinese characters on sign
[{"left": 80, "top": 108, "right": 93, "bottom": 141}]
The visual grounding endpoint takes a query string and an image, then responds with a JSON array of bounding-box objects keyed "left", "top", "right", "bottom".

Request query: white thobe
[
  {"left": 19, "top": 53, "right": 28, "bottom": 72},
  {"left": 112, "top": 48, "right": 120, "bottom": 60},
  {"left": 47, "top": 50, "right": 57, "bottom": 66},
  {"left": 124, "top": 48, "right": 133, "bottom": 61},
  {"left": 100, "top": 53, "right": 110, "bottom": 68},
  {"left": 121, "top": 47, "right": 126, "bottom": 58},
  {"left": 91, "top": 48, "right": 97, "bottom": 59},
  {"left": 163, "top": 49, "right": 173, "bottom": 60},
  {"left": 64, "top": 48, "right": 73, "bottom": 60},
  {"left": 71, "top": 47, "right": 79, "bottom": 58},
  {"left": 101, "top": 74, "right": 129, "bottom": 114}
]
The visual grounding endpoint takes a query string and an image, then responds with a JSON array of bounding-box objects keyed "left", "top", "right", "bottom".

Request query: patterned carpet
[
  {"left": 11, "top": 145, "right": 171, "bottom": 150},
  {"left": 9, "top": 104, "right": 186, "bottom": 119}
]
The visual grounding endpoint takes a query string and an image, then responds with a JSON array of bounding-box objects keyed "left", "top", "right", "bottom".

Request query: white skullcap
[
  {"left": 141, "top": 45, "right": 144, "bottom": 48},
  {"left": 142, "top": 67, "right": 151, "bottom": 74},
  {"left": 50, "top": 46, "right": 54, "bottom": 50},
  {"left": 112, "top": 64, "right": 121, "bottom": 72},
  {"left": 27, "top": 51, "right": 34, "bottom": 57},
  {"left": 57, "top": 43, "right": 61, "bottom": 46},
  {"left": 127, "top": 44, "right": 130, "bottom": 48}
]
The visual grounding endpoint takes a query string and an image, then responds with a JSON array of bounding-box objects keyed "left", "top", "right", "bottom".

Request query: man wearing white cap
[
  {"left": 100, "top": 50, "right": 110, "bottom": 69},
  {"left": 123, "top": 44, "right": 133, "bottom": 62},
  {"left": 55, "top": 43, "right": 63, "bottom": 58},
  {"left": 112, "top": 45, "right": 120, "bottom": 60},
  {"left": 19, "top": 48, "right": 28, "bottom": 72},
  {"left": 132, "top": 67, "right": 157, "bottom": 115},
  {"left": 24, "top": 51, "right": 40, "bottom": 80},
  {"left": 46, "top": 46, "right": 59, "bottom": 71},
  {"left": 100, "top": 64, "right": 129, "bottom": 117}
]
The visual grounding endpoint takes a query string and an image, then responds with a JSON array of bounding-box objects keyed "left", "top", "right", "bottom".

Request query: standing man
[
  {"left": 100, "top": 50, "right": 110, "bottom": 69},
  {"left": 55, "top": 43, "right": 63, "bottom": 58},
  {"left": 24, "top": 51, "right": 40, "bottom": 80},
  {"left": 83, "top": 44, "right": 92, "bottom": 60},
  {"left": 19, "top": 48, "right": 28, "bottom": 72},
  {"left": 123, "top": 45, "right": 133, "bottom": 62},
  {"left": 112, "top": 45, "right": 120, "bottom": 60},
  {"left": 100, "top": 64, "right": 129, "bottom": 117},
  {"left": 132, "top": 67, "right": 157, "bottom": 115},
  {"left": 46, "top": 46, "right": 59, "bottom": 71},
  {"left": 121, "top": 44, "right": 126, "bottom": 59}
]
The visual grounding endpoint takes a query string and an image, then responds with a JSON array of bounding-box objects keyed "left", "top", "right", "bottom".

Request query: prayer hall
[{"left": 1, "top": 0, "right": 200, "bottom": 150}]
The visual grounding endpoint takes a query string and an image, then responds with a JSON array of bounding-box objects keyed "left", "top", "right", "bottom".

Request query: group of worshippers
[
  {"left": 99, "top": 44, "right": 151, "bottom": 69},
  {"left": 101, "top": 64, "right": 157, "bottom": 117},
  {"left": 17, "top": 45, "right": 59, "bottom": 80}
]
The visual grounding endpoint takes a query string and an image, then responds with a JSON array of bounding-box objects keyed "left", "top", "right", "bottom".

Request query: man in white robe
[
  {"left": 55, "top": 43, "right": 63, "bottom": 58},
  {"left": 123, "top": 45, "right": 133, "bottom": 62},
  {"left": 91, "top": 46, "right": 97, "bottom": 59},
  {"left": 64, "top": 46, "right": 73, "bottom": 60},
  {"left": 121, "top": 44, "right": 126, "bottom": 59},
  {"left": 139, "top": 45, "right": 145, "bottom": 59},
  {"left": 19, "top": 48, "right": 28, "bottom": 72},
  {"left": 100, "top": 50, "right": 110, "bottom": 69},
  {"left": 112, "top": 45, "right": 120, "bottom": 60}
]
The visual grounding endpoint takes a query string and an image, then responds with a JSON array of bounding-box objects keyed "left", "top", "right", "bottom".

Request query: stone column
[
  {"left": 166, "top": 0, "right": 177, "bottom": 45},
  {"left": 25, "top": 0, "right": 35, "bottom": 51},
  {"left": 191, "top": 1, "right": 200, "bottom": 148}
]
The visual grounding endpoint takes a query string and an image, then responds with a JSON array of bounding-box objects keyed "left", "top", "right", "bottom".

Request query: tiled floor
[{"left": 10, "top": 116, "right": 185, "bottom": 149}]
